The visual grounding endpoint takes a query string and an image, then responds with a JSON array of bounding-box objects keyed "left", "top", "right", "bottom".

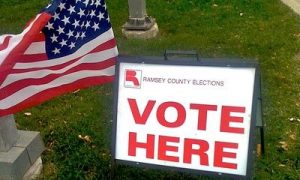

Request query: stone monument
[
  {"left": 0, "top": 115, "right": 44, "bottom": 179},
  {"left": 122, "top": 0, "right": 159, "bottom": 39}
]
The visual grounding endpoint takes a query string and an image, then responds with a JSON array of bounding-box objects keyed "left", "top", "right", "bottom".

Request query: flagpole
[
  {"left": 0, "top": 115, "right": 45, "bottom": 179},
  {"left": 122, "top": 0, "right": 159, "bottom": 39}
]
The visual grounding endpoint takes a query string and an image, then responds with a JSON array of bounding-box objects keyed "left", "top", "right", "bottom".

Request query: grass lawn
[{"left": 1, "top": 0, "right": 300, "bottom": 179}]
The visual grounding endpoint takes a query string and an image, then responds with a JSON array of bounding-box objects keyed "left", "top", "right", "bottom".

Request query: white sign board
[{"left": 113, "top": 58, "right": 258, "bottom": 179}]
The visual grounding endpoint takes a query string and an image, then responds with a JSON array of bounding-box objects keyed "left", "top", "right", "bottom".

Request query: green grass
[{"left": 1, "top": 0, "right": 300, "bottom": 179}]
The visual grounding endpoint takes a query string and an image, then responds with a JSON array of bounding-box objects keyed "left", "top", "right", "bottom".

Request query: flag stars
[
  {"left": 85, "top": 21, "right": 91, "bottom": 28},
  {"left": 53, "top": 12, "right": 60, "bottom": 20},
  {"left": 45, "top": 22, "right": 54, "bottom": 30},
  {"left": 50, "top": 34, "right": 58, "bottom": 43},
  {"left": 72, "top": 19, "right": 80, "bottom": 28},
  {"left": 94, "top": 0, "right": 101, "bottom": 7},
  {"left": 66, "top": 30, "right": 74, "bottom": 38},
  {"left": 45, "top": 3, "right": 52, "bottom": 9},
  {"left": 67, "top": 5, "right": 76, "bottom": 14},
  {"left": 89, "top": 10, "right": 96, "bottom": 17},
  {"left": 59, "top": 39, "right": 68, "bottom": 47},
  {"left": 80, "top": 22, "right": 85, "bottom": 29},
  {"left": 58, "top": 3, "right": 66, "bottom": 11},
  {"left": 78, "top": 8, "right": 85, "bottom": 18},
  {"left": 57, "top": 26, "right": 65, "bottom": 34},
  {"left": 81, "top": 32, "right": 86, "bottom": 39},
  {"left": 92, "top": 23, "right": 99, "bottom": 31},
  {"left": 62, "top": 16, "right": 70, "bottom": 25},
  {"left": 69, "top": 42, "right": 76, "bottom": 49},
  {"left": 43, "top": 0, "right": 112, "bottom": 58},
  {"left": 52, "top": 47, "right": 60, "bottom": 54},
  {"left": 98, "top": 12, "right": 104, "bottom": 20},
  {"left": 75, "top": 32, "right": 80, "bottom": 39},
  {"left": 83, "top": 0, "right": 89, "bottom": 7}
]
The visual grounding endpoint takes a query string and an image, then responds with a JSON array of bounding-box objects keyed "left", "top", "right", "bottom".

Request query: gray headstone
[
  {"left": 0, "top": 115, "right": 19, "bottom": 152},
  {"left": 128, "top": 0, "right": 147, "bottom": 19},
  {"left": 123, "top": 0, "right": 156, "bottom": 31}
]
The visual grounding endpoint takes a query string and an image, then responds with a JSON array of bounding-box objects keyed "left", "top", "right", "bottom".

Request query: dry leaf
[
  {"left": 294, "top": 33, "right": 300, "bottom": 37},
  {"left": 78, "top": 135, "right": 92, "bottom": 143},
  {"left": 256, "top": 144, "right": 262, "bottom": 157},
  {"left": 73, "top": 89, "right": 80, "bottom": 93},
  {"left": 279, "top": 141, "right": 288, "bottom": 151},
  {"left": 84, "top": 135, "right": 91, "bottom": 143},
  {"left": 289, "top": 134, "right": 296, "bottom": 140},
  {"left": 24, "top": 112, "right": 32, "bottom": 116},
  {"left": 289, "top": 117, "right": 295, "bottom": 122}
]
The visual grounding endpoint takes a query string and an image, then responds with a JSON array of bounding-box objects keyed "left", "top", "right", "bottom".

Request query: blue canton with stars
[{"left": 42, "top": 0, "right": 111, "bottom": 59}]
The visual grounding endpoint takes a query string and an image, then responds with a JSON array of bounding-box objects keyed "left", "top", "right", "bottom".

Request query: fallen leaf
[
  {"left": 72, "top": 89, "right": 80, "bottom": 93},
  {"left": 294, "top": 33, "right": 300, "bottom": 37},
  {"left": 24, "top": 112, "right": 32, "bottom": 116},
  {"left": 289, "top": 134, "right": 296, "bottom": 140},
  {"left": 279, "top": 141, "right": 288, "bottom": 151},
  {"left": 84, "top": 135, "right": 91, "bottom": 143},
  {"left": 78, "top": 135, "right": 92, "bottom": 143}
]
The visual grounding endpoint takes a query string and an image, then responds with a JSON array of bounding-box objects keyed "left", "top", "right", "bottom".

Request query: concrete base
[
  {"left": 0, "top": 130, "right": 44, "bottom": 180},
  {"left": 122, "top": 23, "right": 159, "bottom": 39},
  {"left": 281, "top": 0, "right": 300, "bottom": 15},
  {"left": 23, "top": 157, "right": 43, "bottom": 180}
]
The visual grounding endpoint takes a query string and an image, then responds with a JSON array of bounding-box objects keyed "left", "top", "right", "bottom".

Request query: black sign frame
[{"left": 111, "top": 55, "right": 260, "bottom": 179}]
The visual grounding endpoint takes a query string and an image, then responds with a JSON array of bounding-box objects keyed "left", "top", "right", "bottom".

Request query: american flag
[{"left": 0, "top": 0, "right": 118, "bottom": 117}]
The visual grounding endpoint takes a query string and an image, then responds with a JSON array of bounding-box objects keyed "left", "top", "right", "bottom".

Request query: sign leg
[
  {"left": 255, "top": 74, "right": 265, "bottom": 156},
  {"left": 260, "top": 127, "right": 265, "bottom": 155}
]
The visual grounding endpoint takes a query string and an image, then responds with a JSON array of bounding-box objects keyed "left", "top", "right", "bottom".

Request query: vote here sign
[{"left": 112, "top": 57, "right": 259, "bottom": 179}]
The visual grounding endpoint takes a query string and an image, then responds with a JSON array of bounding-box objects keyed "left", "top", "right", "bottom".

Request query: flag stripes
[{"left": 0, "top": 0, "right": 118, "bottom": 116}]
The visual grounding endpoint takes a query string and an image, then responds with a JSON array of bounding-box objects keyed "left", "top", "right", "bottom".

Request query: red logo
[{"left": 124, "top": 69, "right": 142, "bottom": 88}]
